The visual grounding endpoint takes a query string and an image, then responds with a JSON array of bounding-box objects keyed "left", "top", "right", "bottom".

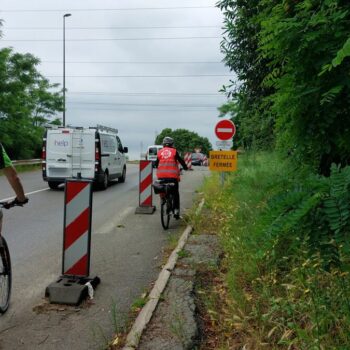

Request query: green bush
[{"left": 205, "top": 152, "right": 350, "bottom": 349}]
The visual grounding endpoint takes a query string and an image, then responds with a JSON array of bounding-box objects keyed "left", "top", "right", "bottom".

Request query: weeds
[
  {"left": 169, "top": 307, "right": 188, "bottom": 345},
  {"left": 131, "top": 295, "right": 148, "bottom": 312},
  {"left": 198, "top": 152, "right": 350, "bottom": 349},
  {"left": 177, "top": 248, "right": 191, "bottom": 259},
  {"left": 109, "top": 299, "right": 128, "bottom": 334}
]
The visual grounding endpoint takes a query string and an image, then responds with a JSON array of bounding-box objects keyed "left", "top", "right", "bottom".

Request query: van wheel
[
  {"left": 118, "top": 166, "right": 126, "bottom": 183},
  {"left": 99, "top": 172, "right": 109, "bottom": 190},
  {"left": 48, "top": 181, "right": 60, "bottom": 190}
]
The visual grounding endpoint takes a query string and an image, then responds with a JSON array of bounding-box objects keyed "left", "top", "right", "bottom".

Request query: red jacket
[{"left": 157, "top": 147, "right": 180, "bottom": 181}]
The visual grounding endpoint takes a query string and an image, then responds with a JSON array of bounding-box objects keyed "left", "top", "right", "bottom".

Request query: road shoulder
[{"left": 137, "top": 234, "right": 221, "bottom": 350}]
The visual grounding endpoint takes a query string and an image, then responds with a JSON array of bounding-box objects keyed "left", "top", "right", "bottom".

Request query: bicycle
[
  {"left": 0, "top": 200, "right": 27, "bottom": 313},
  {"left": 153, "top": 180, "right": 177, "bottom": 230}
]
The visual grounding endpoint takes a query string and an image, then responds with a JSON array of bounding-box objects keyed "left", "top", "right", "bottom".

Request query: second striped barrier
[
  {"left": 184, "top": 152, "right": 192, "bottom": 170},
  {"left": 135, "top": 160, "right": 156, "bottom": 214}
]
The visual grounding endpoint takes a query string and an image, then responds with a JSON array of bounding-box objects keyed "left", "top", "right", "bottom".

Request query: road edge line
[{"left": 121, "top": 198, "right": 205, "bottom": 350}]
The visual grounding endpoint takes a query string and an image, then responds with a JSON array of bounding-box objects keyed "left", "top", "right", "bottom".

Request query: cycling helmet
[{"left": 162, "top": 136, "right": 174, "bottom": 147}]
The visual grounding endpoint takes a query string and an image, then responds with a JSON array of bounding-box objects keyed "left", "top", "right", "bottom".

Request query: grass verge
[
  {"left": 194, "top": 152, "right": 350, "bottom": 349},
  {"left": 0, "top": 164, "right": 41, "bottom": 176}
]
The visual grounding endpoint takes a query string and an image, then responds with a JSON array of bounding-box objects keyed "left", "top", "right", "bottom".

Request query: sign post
[{"left": 212, "top": 119, "right": 237, "bottom": 185}]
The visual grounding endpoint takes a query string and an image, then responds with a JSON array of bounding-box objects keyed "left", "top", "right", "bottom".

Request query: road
[{"left": 0, "top": 164, "right": 209, "bottom": 349}]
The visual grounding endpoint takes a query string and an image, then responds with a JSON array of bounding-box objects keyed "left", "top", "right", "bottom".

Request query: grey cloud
[{"left": 0, "top": 0, "right": 234, "bottom": 159}]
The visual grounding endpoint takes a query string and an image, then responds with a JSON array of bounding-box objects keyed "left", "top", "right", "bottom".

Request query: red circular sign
[{"left": 215, "top": 119, "right": 236, "bottom": 140}]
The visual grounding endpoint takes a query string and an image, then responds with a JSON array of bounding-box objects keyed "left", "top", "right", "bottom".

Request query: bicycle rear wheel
[
  {"left": 161, "top": 197, "right": 171, "bottom": 230},
  {"left": 0, "top": 236, "right": 12, "bottom": 313}
]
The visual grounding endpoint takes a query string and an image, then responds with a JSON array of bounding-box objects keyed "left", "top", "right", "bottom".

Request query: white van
[
  {"left": 42, "top": 125, "right": 128, "bottom": 190},
  {"left": 146, "top": 145, "right": 163, "bottom": 167}
]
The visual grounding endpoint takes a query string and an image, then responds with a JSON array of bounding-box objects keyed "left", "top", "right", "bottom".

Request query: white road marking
[{"left": 0, "top": 187, "right": 49, "bottom": 202}]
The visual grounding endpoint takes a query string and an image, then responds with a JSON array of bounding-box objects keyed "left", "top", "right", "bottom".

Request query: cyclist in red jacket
[{"left": 155, "top": 137, "right": 187, "bottom": 219}]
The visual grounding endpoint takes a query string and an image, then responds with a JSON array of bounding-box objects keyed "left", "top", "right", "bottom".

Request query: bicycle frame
[{"left": 158, "top": 182, "right": 176, "bottom": 230}]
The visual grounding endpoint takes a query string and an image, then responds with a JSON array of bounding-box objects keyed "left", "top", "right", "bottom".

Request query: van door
[
  {"left": 116, "top": 136, "right": 124, "bottom": 174},
  {"left": 46, "top": 129, "right": 73, "bottom": 179},
  {"left": 71, "top": 129, "right": 95, "bottom": 179},
  {"left": 100, "top": 133, "right": 119, "bottom": 177}
]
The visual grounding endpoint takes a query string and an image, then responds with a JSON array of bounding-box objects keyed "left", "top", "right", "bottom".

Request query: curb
[{"left": 120, "top": 199, "right": 205, "bottom": 350}]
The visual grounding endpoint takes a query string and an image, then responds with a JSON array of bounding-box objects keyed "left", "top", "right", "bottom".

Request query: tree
[
  {"left": 259, "top": 1, "right": 350, "bottom": 174},
  {"left": 219, "top": 0, "right": 350, "bottom": 174},
  {"left": 0, "top": 48, "right": 63, "bottom": 159},
  {"left": 155, "top": 128, "right": 212, "bottom": 156},
  {"left": 218, "top": 0, "right": 275, "bottom": 150}
]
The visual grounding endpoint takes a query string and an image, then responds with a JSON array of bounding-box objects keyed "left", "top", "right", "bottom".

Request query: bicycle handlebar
[{"left": 0, "top": 197, "right": 29, "bottom": 209}]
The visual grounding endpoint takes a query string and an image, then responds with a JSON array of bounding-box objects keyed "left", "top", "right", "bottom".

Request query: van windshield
[{"left": 148, "top": 147, "right": 158, "bottom": 156}]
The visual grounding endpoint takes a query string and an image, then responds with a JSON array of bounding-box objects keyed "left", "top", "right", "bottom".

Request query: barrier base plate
[
  {"left": 45, "top": 276, "right": 100, "bottom": 306},
  {"left": 135, "top": 206, "right": 156, "bottom": 214}
]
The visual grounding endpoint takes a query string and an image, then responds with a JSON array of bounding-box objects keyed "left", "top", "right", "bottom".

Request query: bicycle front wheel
[
  {"left": 161, "top": 198, "right": 171, "bottom": 230},
  {"left": 0, "top": 236, "right": 12, "bottom": 313}
]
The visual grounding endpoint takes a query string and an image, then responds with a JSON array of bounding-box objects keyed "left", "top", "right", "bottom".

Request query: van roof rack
[
  {"left": 44, "top": 124, "right": 63, "bottom": 129},
  {"left": 44, "top": 125, "right": 83, "bottom": 129},
  {"left": 45, "top": 124, "right": 118, "bottom": 134},
  {"left": 90, "top": 124, "right": 118, "bottom": 134}
]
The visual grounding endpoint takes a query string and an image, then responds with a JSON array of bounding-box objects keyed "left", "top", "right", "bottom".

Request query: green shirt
[{"left": 0, "top": 143, "right": 12, "bottom": 169}]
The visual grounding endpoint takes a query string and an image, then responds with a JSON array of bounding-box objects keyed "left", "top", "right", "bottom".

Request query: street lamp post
[{"left": 63, "top": 13, "right": 71, "bottom": 127}]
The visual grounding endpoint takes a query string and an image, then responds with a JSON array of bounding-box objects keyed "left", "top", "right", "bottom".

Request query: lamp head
[{"left": 64, "top": 13, "right": 71, "bottom": 18}]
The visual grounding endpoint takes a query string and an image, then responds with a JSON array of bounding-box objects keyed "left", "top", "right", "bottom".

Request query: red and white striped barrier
[
  {"left": 46, "top": 179, "right": 100, "bottom": 305},
  {"left": 202, "top": 155, "right": 208, "bottom": 166},
  {"left": 135, "top": 160, "right": 156, "bottom": 214},
  {"left": 63, "top": 179, "right": 93, "bottom": 276},
  {"left": 184, "top": 152, "right": 192, "bottom": 170}
]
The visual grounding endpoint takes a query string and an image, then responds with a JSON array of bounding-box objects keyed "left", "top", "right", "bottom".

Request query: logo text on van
[{"left": 54, "top": 140, "right": 69, "bottom": 147}]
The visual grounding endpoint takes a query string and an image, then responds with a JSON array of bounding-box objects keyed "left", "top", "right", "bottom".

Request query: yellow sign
[{"left": 209, "top": 151, "right": 237, "bottom": 172}]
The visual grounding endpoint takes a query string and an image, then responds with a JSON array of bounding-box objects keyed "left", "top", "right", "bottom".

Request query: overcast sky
[{"left": 0, "top": 0, "right": 233, "bottom": 159}]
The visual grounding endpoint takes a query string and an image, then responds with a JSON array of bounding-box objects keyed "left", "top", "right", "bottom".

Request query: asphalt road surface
[{"left": 0, "top": 164, "right": 209, "bottom": 349}]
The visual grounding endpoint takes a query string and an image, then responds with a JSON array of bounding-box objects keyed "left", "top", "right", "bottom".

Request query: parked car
[{"left": 191, "top": 153, "right": 204, "bottom": 166}]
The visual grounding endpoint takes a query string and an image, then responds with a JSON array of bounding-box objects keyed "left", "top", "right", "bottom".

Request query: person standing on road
[
  {"left": 0, "top": 143, "right": 28, "bottom": 231},
  {"left": 155, "top": 137, "right": 188, "bottom": 219}
]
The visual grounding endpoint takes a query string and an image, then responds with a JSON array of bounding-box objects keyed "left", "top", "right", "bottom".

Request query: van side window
[{"left": 101, "top": 134, "right": 117, "bottom": 153}]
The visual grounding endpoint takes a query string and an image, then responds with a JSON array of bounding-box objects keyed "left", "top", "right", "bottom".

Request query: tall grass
[{"left": 202, "top": 152, "right": 350, "bottom": 349}]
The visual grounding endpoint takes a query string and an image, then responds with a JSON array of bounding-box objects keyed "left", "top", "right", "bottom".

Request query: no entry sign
[{"left": 215, "top": 119, "right": 236, "bottom": 141}]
